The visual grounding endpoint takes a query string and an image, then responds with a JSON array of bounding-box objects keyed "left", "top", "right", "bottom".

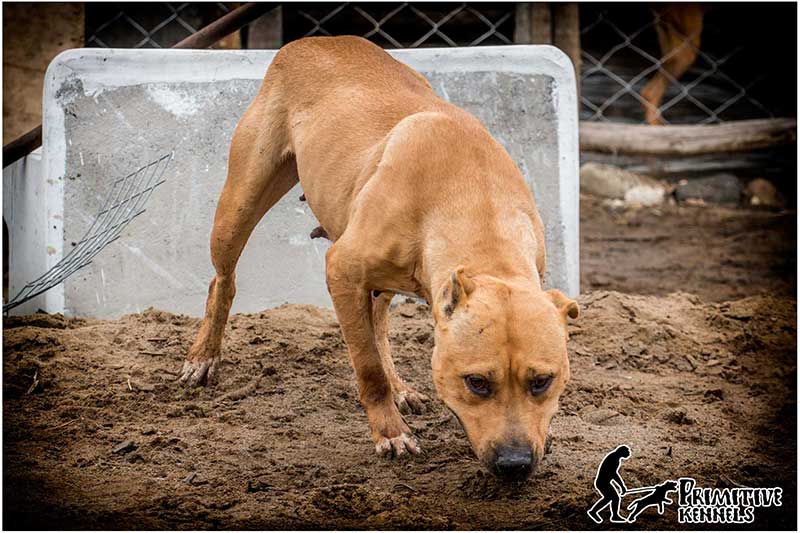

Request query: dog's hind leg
[
  {"left": 640, "top": 4, "right": 703, "bottom": 125},
  {"left": 371, "top": 291, "right": 429, "bottom": 415},
  {"left": 181, "top": 95, "right": 298, "bottom": 386}
]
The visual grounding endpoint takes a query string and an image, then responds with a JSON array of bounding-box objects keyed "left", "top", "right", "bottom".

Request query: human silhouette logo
[{"left": 587, "top": 445, "right": 677, "bottom": 524}]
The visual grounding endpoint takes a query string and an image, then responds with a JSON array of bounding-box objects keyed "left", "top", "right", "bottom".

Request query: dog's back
[
  {"left": 249, "top": 37, "right": 441, "bottom": 236},
  {"left": 267, "top": 36, "right": 442, "bottom": 158},
  {"left": 255, "top": 36, "right": 542, "bottom": 257},
  {"left": 274, "top": 35, "right": 434, "bottom": 102}
]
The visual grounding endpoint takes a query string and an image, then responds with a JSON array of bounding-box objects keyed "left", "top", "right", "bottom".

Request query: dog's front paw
[
  {"left": 393, "top": 388, "right": 429, "bottom": 415},
  {"left": 375, "top": 432, "right": 420, "bottom": 458},
  {"left": 178, "top": 357, "right": 219, "bottom": 387},
  {"left": 367, "top": 401, "right": 421, "bottom": 458}
]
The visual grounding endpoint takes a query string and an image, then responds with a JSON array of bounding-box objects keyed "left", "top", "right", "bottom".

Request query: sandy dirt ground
[
  {"left": 581, "top": 196, "right": 796, "bottom": 302},
  {"left": 3, "top": 197, "right": 797, "bottom": 529}
]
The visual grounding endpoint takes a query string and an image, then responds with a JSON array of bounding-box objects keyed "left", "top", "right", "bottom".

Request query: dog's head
[
  {"left": 661, "top": 480, "right": 679, "bottom": 492},
  {"left": 431, "top": 266, "right": 578, "bottom": 481}
]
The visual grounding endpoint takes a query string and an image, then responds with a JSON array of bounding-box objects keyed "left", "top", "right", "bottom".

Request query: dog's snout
[{"left": 491, "top": 445, "right": 535, "bottom": 480}]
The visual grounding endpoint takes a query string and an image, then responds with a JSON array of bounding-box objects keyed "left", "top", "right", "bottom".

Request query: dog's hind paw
[
  {"left": 375, "top": 433, "right": 420, "bottom": 458},
  {"left": 394, "top": 389, "right": 429, "bottom": 415},
  {"left": 179, "top": 357, "right": 219, "bottom": 387}
]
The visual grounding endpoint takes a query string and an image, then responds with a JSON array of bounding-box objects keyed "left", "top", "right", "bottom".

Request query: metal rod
[
  {"left": 3, "top": 3, "right": 275, "bottom": 167},
  {"left": 3, "top": 125, "right": 42, "bottom": 169},
  {"left": 173, "top": 3, "right": 276, "bottom": 49}
]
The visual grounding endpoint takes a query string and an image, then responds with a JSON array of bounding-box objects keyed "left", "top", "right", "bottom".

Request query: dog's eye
[
  {"left": 529, "top": 375, "right": 553, "bottom": 396},
  {"left": 464, "top": 375, "right": 491, "bottom": 397}
]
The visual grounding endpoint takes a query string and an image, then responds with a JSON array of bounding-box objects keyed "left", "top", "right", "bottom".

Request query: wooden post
[
  {"left": 247, "top": 5, "right": 283, "bottom": 49},
  {"left": 552, "top": 3, "right": 581, "bottom": 107},
  {"left": 516, "top": 3, "right": 580, "bottom": 113},
  {"left": 531, "top": 3, "right": 553, "bottom": 44},
  {"left": 514, "top": 4, "right": 533, "bottom": 44}
]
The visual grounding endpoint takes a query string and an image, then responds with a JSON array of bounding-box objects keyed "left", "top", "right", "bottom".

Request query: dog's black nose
[{"left": 492, "top": 445, "right": 534, "bottom": 480}]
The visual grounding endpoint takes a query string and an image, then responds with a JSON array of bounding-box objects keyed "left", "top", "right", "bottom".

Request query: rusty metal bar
[
  {"left": 3, "top": 125, "right": 42, "bottom": 169},
  {"left": 173, "top": 2, "right": 275, "bottom": 49},
  {"left": 3, "top": 2, "right": 275, "bottom": 168}
]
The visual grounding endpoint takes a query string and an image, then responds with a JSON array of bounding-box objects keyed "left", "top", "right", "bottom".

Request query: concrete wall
[{"left": 8, "top": 46, "right": 578, "bottom": 318}]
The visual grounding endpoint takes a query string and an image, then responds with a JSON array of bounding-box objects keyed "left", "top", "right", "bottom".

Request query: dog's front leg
[
  {"left": 372, "top": 291, "right": 429, "bottom": 414},
  {"left": 325, "top": 246, "right": 420, "bottom": 458}
]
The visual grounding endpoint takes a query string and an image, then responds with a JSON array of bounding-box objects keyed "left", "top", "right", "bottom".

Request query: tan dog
[
  {"left": 181, "top": 36, "right": 579, "bottom": 480},
  {"left": 640, "top": 3, "right": 705, "bottom": 125}
]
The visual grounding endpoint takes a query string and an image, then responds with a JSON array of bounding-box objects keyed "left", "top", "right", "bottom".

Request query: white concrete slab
[
  {"left": 23, "top": 46, "right": 578, "bottom": 318},
  {"left": 2, "top": 148, "right": 59, "bottom": 315}
]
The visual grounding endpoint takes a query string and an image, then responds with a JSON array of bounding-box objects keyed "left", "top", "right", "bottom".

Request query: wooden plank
[
  {"left": 581, "top": 147, "right": 796, "bottom": 181},
  {"left": 580, "top": 118, "right": 797, "bottom": 156}
]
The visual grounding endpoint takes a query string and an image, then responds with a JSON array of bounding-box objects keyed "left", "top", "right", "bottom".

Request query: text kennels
[{"left": 677, "top": 477, "right": 783, "bottom": 524}]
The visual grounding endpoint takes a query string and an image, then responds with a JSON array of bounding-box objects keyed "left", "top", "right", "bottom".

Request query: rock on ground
[
  {"left": 580, "top": 162, "right": 666, "bottom": 206},
  {"left": 745, "top": 177, "right": 785, "bottom": 209},
  {"left": 674, "top": 173, "right": 742, "bottom": 206}
]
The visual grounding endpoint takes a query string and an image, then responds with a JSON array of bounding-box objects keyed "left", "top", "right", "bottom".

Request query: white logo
[{"left": 587, "top": 446, "right": 782, "bottom": 525}]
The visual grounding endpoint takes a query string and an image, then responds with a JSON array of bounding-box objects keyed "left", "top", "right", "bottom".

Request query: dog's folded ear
[
  {"left": 437, "top": 265, "right": 475, "bottom": 320},
  {"left": 546, "top": 289, "right": 579, "bottom": 320}
]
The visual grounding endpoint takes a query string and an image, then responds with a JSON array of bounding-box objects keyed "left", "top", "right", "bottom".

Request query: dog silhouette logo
[
  {"left": 626, "top": 480, "right": 679, "bottom": 522},
  {"left": 587, "top": 445, "right": 677, "bottom": 524}
]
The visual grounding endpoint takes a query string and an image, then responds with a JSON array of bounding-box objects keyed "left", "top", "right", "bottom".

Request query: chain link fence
[
  {"left": 580, "top": 3, "right": 795, "bottom": 125},
  {"left": 86, "top": 2, "right": 232, "bottom": 48},
  {"left": 284, "top": 3, "right": 514, "bottom": 47},
  {"left": 86, "top": 2, "right": 516, "bottom": 50},
  {"left": 85, "top": 3, "right": 794, "bottom": 126}
]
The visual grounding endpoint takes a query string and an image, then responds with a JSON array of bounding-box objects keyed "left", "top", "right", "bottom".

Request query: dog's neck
[{"left": 419, "top": 210, "right": 543, "bottom": 304}]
